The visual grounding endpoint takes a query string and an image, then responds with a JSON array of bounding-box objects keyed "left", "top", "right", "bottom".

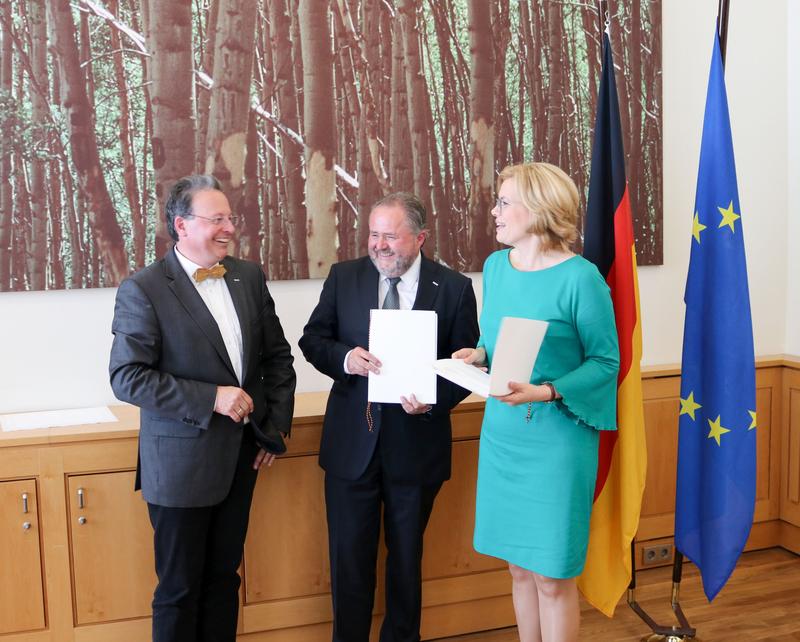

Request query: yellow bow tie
[{"left": 193, "top": 264, "right": 227, "bottom": 283}]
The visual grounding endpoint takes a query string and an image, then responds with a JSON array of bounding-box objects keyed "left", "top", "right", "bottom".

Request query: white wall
[
  {"left": 786, "top": 0, "right": 800, "bottom": 356},
  {"left": 638, "top": 0, "right": 789, "bottom": 365},
  {"left": 0, "top": 0, "right": 794, "bottom": 414}
]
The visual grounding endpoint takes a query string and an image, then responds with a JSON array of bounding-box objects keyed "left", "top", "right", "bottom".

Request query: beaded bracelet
[{"left": 525, "top": 383, "right": 557, "bottom": 424}]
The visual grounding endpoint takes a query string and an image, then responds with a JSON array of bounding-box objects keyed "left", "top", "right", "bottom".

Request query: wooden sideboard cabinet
[
  {"left": 0, "top": 478, "right": 46, "bottom": 635},
  {"left": 66, "top": 471, "right": 156, "bottom": 624},
  {"left": 0, "top": 396, "right": 512, "bottom": 642},
  {"left": 1, "top": 358, "right": 799, "bottom": 641}
]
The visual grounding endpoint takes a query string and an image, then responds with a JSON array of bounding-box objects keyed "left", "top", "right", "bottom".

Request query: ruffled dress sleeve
[{"left": 551, "top": 267, "right": 620, "bottom": 431}]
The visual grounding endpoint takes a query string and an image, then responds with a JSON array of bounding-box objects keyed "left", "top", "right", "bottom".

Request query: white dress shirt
[
  {"left": 377, "top": 252, "right": 421, "bottom": 310},
  {"left": 174, "top": 248, "right": 244, "bottom": 386}
]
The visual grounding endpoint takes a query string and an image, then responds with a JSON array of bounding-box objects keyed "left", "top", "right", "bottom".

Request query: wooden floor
[{"left": 434, "top": 548, "right": 800, "bottom": 641}]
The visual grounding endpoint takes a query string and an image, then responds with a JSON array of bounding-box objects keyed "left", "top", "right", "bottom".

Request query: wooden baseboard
[{"left": 780, "top": 521, "right": 800, "bottom": 553}]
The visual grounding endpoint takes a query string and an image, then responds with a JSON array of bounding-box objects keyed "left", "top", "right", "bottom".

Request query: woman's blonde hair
[{"left": 497, "top": 162, "right": 579, "bottom": 252}]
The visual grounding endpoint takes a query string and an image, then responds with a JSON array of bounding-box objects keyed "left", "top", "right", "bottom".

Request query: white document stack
[{"left": 367, "top": 309, "right": 438, "bottom": 404}]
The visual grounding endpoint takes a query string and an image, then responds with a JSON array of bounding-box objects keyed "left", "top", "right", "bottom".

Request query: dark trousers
[
  {"left": 147, "top": 430, "right": 259, "bottom": 642},
  {"left": 325, "top": 448, "right": 442, "bottom": 642}
]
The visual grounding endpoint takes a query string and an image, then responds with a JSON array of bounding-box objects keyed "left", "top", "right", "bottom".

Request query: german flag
[{"left": 577, "top": 31, "right": 648, "bottom": 617}]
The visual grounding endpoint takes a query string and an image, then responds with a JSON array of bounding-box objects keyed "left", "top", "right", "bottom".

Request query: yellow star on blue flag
[
  {"left": 718, "top": 201, "right": 740, "bottom": 232},
  {"left": 675, "top": 27, "right": 756, "bottom": 604},
  {"left": 680, "top": 391, "right": 702, "bottom": 420}
]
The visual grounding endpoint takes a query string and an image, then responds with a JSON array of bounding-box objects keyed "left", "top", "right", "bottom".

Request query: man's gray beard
[{"left": 369, "top": 251, "right": 415, "bottom": 278}]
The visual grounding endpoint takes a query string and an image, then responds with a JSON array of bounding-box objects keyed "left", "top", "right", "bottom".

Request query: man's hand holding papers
[{"left": 347, "top": 346, "right": 382, "bottom": 377}]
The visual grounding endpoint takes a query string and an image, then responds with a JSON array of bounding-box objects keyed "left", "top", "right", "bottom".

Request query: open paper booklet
[{"left": 433, "top": 317, "right": 548, "bottom": 398}]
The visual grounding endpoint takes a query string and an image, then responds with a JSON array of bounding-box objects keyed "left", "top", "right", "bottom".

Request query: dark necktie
[{"left": 382, "top": 277, "right": 401, "bottom": 310}]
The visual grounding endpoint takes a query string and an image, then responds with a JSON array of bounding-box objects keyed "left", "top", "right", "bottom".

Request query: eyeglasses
[
  {"left": 494, "top": 197, "right": 520, "bottom": 213},
  {"left": 186, "top": 214, "right": 241, "bottom": 227}
]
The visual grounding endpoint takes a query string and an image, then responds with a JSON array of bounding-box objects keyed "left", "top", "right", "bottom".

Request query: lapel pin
[
  {"left": 233, "top": 278, "right": 241, "bottom": 282},
  {"left": 432, "top": 281, "right": 439, "bottom": 286}
]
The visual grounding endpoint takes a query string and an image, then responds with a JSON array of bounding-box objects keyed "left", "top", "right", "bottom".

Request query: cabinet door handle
[
  {"left": 77, "top": 487, "right": 85, "bottom": 509},
  {"left": 78, "top": 516, "right": 87, "bottom": 525},
  {"left": 22, "top": 492, "right": 28, "bottom": 514},
  {"left": 23, "top": 521, "right": 31, "bottom": 530}
]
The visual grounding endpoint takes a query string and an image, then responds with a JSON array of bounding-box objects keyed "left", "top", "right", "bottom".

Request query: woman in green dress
[{"left": 453, "top": 162, "right": 619, "bottom": 642}]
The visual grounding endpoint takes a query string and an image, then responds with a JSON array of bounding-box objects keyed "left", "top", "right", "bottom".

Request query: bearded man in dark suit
[
  {"left": 109, "top": 175, "right": 296, "bottom": 642},
  {"left": 299, "top": 192, "right": 479, "bottom": 642}
]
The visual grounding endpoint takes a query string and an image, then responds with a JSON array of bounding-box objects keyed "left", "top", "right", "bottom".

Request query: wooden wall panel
[
  {"left": 423, "top": 439, "right": 504, "bottom": 579},
  {"left": 638, "top": 376, "right": 680, "bottom": 540},
  {"left": 781, "top": 368, "right": 800, "bottom": 527},
  {"left": 756, "top": 386, "right": 773, "bottom": 502},
  {"left": 754, "top": 367, "right": 783, "bottom": 522},
  {"left": 244, "top": 455, "right": 330, "bottom": 605},
  {"left": 637, "top": 366, "right": 782, "bottom": 543}
]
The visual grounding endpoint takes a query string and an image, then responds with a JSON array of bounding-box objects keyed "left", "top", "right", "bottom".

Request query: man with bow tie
[{"left": 109, "top": 174, "right": 296, "bottom": 642}]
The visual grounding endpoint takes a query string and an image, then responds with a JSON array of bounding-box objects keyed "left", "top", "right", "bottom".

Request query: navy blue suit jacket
[{"left": 299, "top": 255, "right": 479, "bottom": 485}]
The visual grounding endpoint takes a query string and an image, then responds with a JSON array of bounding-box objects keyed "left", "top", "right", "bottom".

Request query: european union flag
[{"left": 674, "top": 28, "right": 757, "bottom": 602}]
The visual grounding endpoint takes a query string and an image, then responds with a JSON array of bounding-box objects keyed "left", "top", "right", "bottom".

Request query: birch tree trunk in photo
[
  {"left": 643, "top": 0, "right": 662, "bottom": 264},
  {"left": 466, "top": 0, "right": 495, "bottom": 270},
  {"left": 582, "top": 6, "right": 600, "bottom": 109},
  {"left": 46, "top": 0, "right": 129, "bottom": 283},
  {"left": 107, "top": 0, "right": 143, "bottom": 269},
  {"left": 205, "top": 0, "right": 257, "bottom": 216},
  {"left": 16, "top": 160, "right": 32, "bottom": 289},
  {"left": 299, "top": 0, "right": 338, "bottom": 278},
  {"left": 289, "top": 0, "right": 304, "bottom": 125},
  {"left": 0, "top": 0, "right": 13, "bottom": 289},
  {"left": 27, "top": 0, "right": 48, "bottom": 289},
  {"left": 627, "top": 0, "right": 643, "bottom": 231},
  {"left": 195, "top": 0, "right": 218, "bottom": 172},
  {"left": 48, "top": 157, "right": 65, "bottom": 289},
  {"left": 389, "top": 18, "right": 412, "bottom": 193},
  {"left": 240, "top": 109, "right": 260, "bottom": 263},
  {"left": 357, "top": 0, "right": 387, "bottom": 228},
  {"left": 545, "top": 0, "right": 566, "bottom": 168},
  {"left": 270, "top": 0, "right": 308, "bottom": 278},
  {"left": 379, "top": 6, "right": 392, "bottom": 162},
  {"left": 492, "top": 0, "right": 513, "bottom": 167},
  {"left": 129, "top": 2, "right": 150, "bottom": 262},
  {"left": 12, "top": 167, "right": 27, "bottom": 287},
  {"left": 397, "top": 0, "right": 434, "bottom": 258},
  {"left": 46, "top": 41, "right": 83, "bottom": 287},
  {"left": 145, "top": 0, "right": 194, "bottom": 257}
]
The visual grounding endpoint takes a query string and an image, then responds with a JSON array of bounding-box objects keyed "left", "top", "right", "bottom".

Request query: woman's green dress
[{"left": 473, "top": 250, "right": 619, "bottom": 579}]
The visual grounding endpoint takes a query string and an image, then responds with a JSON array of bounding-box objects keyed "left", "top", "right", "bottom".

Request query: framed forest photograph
[{"left": 0, "top": 0, "right": 661, "bottom": 292}]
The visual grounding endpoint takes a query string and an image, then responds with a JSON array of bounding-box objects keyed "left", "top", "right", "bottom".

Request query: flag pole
[
  {"left": 718, "top": 0, "right": 730, "bottom": 66},
  {"left": 627, "top": 542, "right": 697, "bottom": 641},
  {"left": 629, "top": 6, "right": 735, "bottom": 642}
]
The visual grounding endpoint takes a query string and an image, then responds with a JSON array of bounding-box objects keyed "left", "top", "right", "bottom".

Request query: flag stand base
[
  {"left": 628, "top": 547, "right": 697, "bottom": 641},
  {"left": 628, "top": 583, "right": 697, "bottom": 641}
]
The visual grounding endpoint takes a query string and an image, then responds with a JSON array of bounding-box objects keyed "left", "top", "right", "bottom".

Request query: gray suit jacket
[{"left": 109, "top": 250, "right": 296, "bottom": 507}]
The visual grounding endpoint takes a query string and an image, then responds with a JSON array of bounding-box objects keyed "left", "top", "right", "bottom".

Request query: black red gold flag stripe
[{"left": 578, "top": 31, "right": 648, "bottom": 617}]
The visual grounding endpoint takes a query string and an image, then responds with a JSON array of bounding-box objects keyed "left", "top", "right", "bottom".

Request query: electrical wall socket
[{"left": 641, "top": 543, "right": 674, "bottom": 567}]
